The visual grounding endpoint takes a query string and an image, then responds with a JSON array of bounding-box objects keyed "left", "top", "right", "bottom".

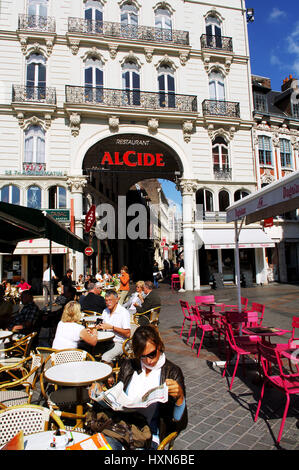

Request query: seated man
[
  {"left": 134, "top": 281, "right": 161, "bottom": 318},
  {"left": 7, "top": 289, "right": 39, "bottom": 335},
  {"left": 79, "top": 282, "right": 106, "bottom": 314},
  {"left": 97, "top": 289, "right": 131, "bottom": 365}
]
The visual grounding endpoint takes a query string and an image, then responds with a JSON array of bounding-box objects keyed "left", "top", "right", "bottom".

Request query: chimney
[{"left": 281, "top": 75, "right": 296, "bottom": 91}]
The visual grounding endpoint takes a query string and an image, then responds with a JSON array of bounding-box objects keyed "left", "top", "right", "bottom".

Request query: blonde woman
[
  {"left": 123, "top": 281, "right": 145, "bottom": 316},
  {"left": 52, "top": 301, "right": 98, "bottom": 350}
]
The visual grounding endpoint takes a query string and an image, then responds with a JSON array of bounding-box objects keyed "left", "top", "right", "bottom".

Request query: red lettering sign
[
  {"left": 100, "top": 151, "right": 165, "bottom": 168},
  {"left": 264, "top": 217, "right": 273, "bottom": 227},
  {"left": 85, "top": 205, "right": 96, "bottom": 233}
]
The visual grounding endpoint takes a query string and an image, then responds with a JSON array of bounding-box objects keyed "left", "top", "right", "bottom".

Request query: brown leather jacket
[{"left": 117, "top": 357, "right": 188, "bottom": 442}]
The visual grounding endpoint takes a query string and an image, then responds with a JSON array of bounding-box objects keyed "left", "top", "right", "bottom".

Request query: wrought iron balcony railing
[
  {"left": 18, "top": 14, "right": 56, "bottom": 33},
  {"left": 213, "top": 164, "right": 232, "bottom": 180},
  {"left": 65, "top": 86, "right": 197, "bottom": 112},
  {"left": 68, "top": 17, "right": 189, "bottom": 45},
  {"left": 200, "top": 34, "right": 233, "bottom": 52},
  {"left": 202, "top": 100, "right": 240, "bottom": 118},
  {"left": 12, "top": 85, "right": 57, "bottom": 105}
]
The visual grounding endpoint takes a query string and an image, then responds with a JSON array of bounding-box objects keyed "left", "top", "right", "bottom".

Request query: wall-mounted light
[{"left": 246, "top": 8, "right": 255, "bottom": 23}]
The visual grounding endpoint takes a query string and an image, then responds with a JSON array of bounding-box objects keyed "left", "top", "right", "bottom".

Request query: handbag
[{"left": 85, "top": 408, "right": 152, "bottom": 450}]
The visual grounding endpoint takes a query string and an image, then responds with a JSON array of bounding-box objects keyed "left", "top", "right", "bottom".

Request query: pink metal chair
[
  {"left": 191, "top": 305, "right": 214, "bottom": 357},
  {"left": 247, "top": 302, "right": 265, "bottom": 326},
  {"left": 179, "top": 300, "right": 197, "bottom": 345},
  {"left": 222, "top": 314, "right": 260, "bottom": 390},
  {"left": 171, "top": 274, "right": 180, "bottom": 292},
  {"left": 254, "top": 342, "right": 299, "bottom": 445},
  {"left": 221, "top": 297, "right": 249, "bottom": 312}
]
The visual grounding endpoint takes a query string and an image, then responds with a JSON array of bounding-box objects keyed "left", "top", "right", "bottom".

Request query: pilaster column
[
  {"left": 66, "top": 176, "right": 88, "bottom": 278},
  {"left": 178, "top": 179, "right": 198, "bottom": 291}
]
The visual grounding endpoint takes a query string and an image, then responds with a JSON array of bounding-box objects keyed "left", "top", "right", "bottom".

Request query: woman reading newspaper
[{"left": 88, "top": 325, "right": 187, "bottom": 450}]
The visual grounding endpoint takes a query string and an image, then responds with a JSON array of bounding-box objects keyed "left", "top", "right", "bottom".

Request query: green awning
[{"left": 0, "top": 202, "right": 88, "bottom": 253}]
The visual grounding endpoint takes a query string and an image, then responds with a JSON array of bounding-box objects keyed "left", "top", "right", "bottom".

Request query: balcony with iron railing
[
  {"left": 68, "top": 17, "right": 189, "bottom": 46},
  {"left": 65, "top": 86, "right": 197, "bottom": 113},
  {"left": 12, "top": 85, "right": 56, "bottom": 105},
  {"left": 213, "top": 164, "right": 232, "bottom": 180},
  {"left": 202, "top": 100, "right": 240, "bottom": 118},
  {"left": 200, "top": 34, "right": 233, "bottom": 52},
  {"left": 18, "top": 14, "right": 56, "bottom": 33}
]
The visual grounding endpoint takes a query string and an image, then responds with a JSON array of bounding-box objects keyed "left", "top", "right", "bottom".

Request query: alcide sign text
[{"left": 100, "top": 150, "right": 165, "bottom": 167}]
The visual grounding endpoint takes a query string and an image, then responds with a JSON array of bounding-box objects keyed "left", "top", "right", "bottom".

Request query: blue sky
[
  {"left": 247, "top": 1, "right": 299, "bottom": 90},
  {"left": 160, "top": 2, "right": 299, "bottom": 209}
]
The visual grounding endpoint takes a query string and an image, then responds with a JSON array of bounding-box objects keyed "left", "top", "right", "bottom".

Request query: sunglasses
[{"left": 141, "top": 348, "right": 158, "bottom": 360}]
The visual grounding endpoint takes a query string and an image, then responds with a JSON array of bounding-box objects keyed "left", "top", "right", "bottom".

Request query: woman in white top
[
  {"left": 52, "top": 301, "right": 98, "bottom": 350},
  {"left": 123, "top": 280, "right": 145, "bottom": 316}
]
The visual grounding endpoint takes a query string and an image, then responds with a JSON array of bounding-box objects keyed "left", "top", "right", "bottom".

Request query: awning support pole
[
  {"left": 234, "top": 219, "right": 244, "bottom": 315},
  {"left": 49, "top": 239, "right": 52, "bottom": 312}
]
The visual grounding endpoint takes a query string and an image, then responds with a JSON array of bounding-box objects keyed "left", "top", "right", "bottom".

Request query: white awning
[
  {"left": 14, "top": 238, "right": 68, "bottom": 255},
  {"left": 226, "top": 170, "right": 299, "bottom": 224},
  {"left": 196, "top": 228, "right": 275, "bottom": 249}
]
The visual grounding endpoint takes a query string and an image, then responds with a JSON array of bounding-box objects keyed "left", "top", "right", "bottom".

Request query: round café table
[
  {"left": 44, "top": 361, "right": 112, "bottom": 427},
  {"left": 97, "top": 331, "right": 114, "bottom": 343},
  {"left": 0, "top": 330, "right": 13, "bottom": 359}
]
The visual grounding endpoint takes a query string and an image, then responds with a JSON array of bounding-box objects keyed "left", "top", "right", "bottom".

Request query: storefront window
[
  {"left": 2, "top": 255, "right": 21, "bottom": 283},
  {"left": 0, "top": 185, "right": 20, "bottom": 204},
  {"left": 27, "top": 185, "right": 41, "bottom": 208}
]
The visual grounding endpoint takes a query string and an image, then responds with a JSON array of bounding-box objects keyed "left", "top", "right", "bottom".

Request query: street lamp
[{"left": 246, "top": 8, "right": 255, "bottom": 23}]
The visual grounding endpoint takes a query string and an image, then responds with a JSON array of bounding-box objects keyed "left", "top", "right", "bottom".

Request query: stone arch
[{"left": 73, "top": 125, "right": 192, "bottom": 178}]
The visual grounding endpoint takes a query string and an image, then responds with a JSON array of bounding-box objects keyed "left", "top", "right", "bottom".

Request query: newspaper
[{"left": 90, "top": 381, "right": 168, "bottom": 411}]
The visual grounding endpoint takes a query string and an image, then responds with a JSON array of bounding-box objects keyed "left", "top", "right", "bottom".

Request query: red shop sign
[
  {"left": 85, "top": 205, "right": 96, "bottom": 233},
  {"left": 100, "top": 151, "right": 165, "bottom": 168},
  {"left": 264, "top": 217, "right": 273, "bottom": 227}
]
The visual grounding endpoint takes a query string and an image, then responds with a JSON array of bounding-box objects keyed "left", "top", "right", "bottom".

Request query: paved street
[
  {"left": 34, "top": 281, "right": 299, "bottom": 451},
  {"left": 156, "top": 281, "right": 299, "bottom": 450}
]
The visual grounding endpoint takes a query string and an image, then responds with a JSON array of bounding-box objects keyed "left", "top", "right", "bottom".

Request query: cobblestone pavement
[
  {"left": 156, "top": 282, "right": 299, "bottom": 451},
  {"left": 34, "top": 282, "right": 299, "bottom": 451}
]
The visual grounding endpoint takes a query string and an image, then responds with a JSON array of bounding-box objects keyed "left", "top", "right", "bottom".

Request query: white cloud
[
  {"left": 287, "top": 22, "right": 299, "bottom": 76},
  {"left": 268, "top": 7, "right": 287, "bottom": 22}
]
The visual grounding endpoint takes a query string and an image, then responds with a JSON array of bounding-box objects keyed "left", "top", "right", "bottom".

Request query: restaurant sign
[
  {"left": 83, "top": 134, "right": 183, "bottom": 177},
  {"left": 44, "top": 209, "right": 70, "bottom": 223}
]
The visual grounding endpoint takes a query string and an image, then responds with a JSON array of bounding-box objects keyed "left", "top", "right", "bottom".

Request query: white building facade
[{"left": 0, "top": 0, "right": 271, "bottom": 291}]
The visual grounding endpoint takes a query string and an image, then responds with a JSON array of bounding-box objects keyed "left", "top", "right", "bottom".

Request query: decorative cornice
[
  {"left": 144, "top": 47, "right": 154, "bottom": 63},
  {"left": 69, "top": 112, "right": 81, "bottom": 137},
  {"left": 81, "top": 47, "right": 107, "bottom": 63},
  {"left": 108, "top": 115, "right": 119, "bottom": 132},
  {"left": 120, "top": 50, "right": 143, "bottom": 67},
  {"left": 207, "top": 124, "right": 236, "bottom": 141},
  {"left": 148, "top": 117, "right": 159, "bottom": 134},
  {"left": 182, "top": 120, "right": 194, "bottom": 142},
  {"left": 66, "top": 176, "right": 88, "bottom": 193},
  {"left": 177, "top": 179, "right": 198, "bottom": 195},
  {"left": 16, "top": 113, "right": 52, "bottom": 131},
  {"left": 108, "top": 43, "right": 118, "bottom": 59}
]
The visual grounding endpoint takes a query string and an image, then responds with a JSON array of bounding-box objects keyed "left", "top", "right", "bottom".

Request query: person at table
[
  {"left": 123, "top": 280, "right": 145, "bottom": 316},
  {"left": 95, "top": 270, "right": 103, "bottom": 283},
  {"left": 79, "top": 282, "right": 106, "bottom": 314},
  {"left": 4, "top": 281, "right": 12, "bottom": 298},
  {"left": 7, "top": 289, "right": 39, "bottom": 335},
  {"left": 88, "top": 324, "right": 187, "bottom": 450},
  {"left": 61, "top": 269, "right": 74, "bottom": 294},
  {"left": 0, "top": 285, "right": 14, "bottom": 329},
  {"left": 134, "top": 281, "right": 161, "bottom": 319},
  {"left": 97, "top": 289, "right": 131, "bottom": 365},
  {"left": 118, "top": 266, "right": 130, "bottom": 305},
  {"left": 84, "top": 274, "right": 92, "bottom": 290},
  {"left": 76, "top": 274, "right": 85, "bottom": 288},
  {"left": 52, "top": 301, "right": 98, "bottom": 350},
  {"left": 17, "top": 278, "right": 31, "bottom": 293}
]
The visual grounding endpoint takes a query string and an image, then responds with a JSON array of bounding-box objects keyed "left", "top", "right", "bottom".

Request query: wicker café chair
[
  {"left": 133, "top": 306, "right": 161, "bottom": 327},
  {"left": 0, "top": 332, "right": 37, "bottom": 368},
  {"left": 39, "top": 349, "right": 96, "bottom": 426},
  {"left": 0, "top": 404, "right": 65, "bottom": 447},
  {"left": 0, "top": 354, "right": 43, "bottom": 409},
  {"left": 157, "top": 431, "right": 178, "bottom": 450}
]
